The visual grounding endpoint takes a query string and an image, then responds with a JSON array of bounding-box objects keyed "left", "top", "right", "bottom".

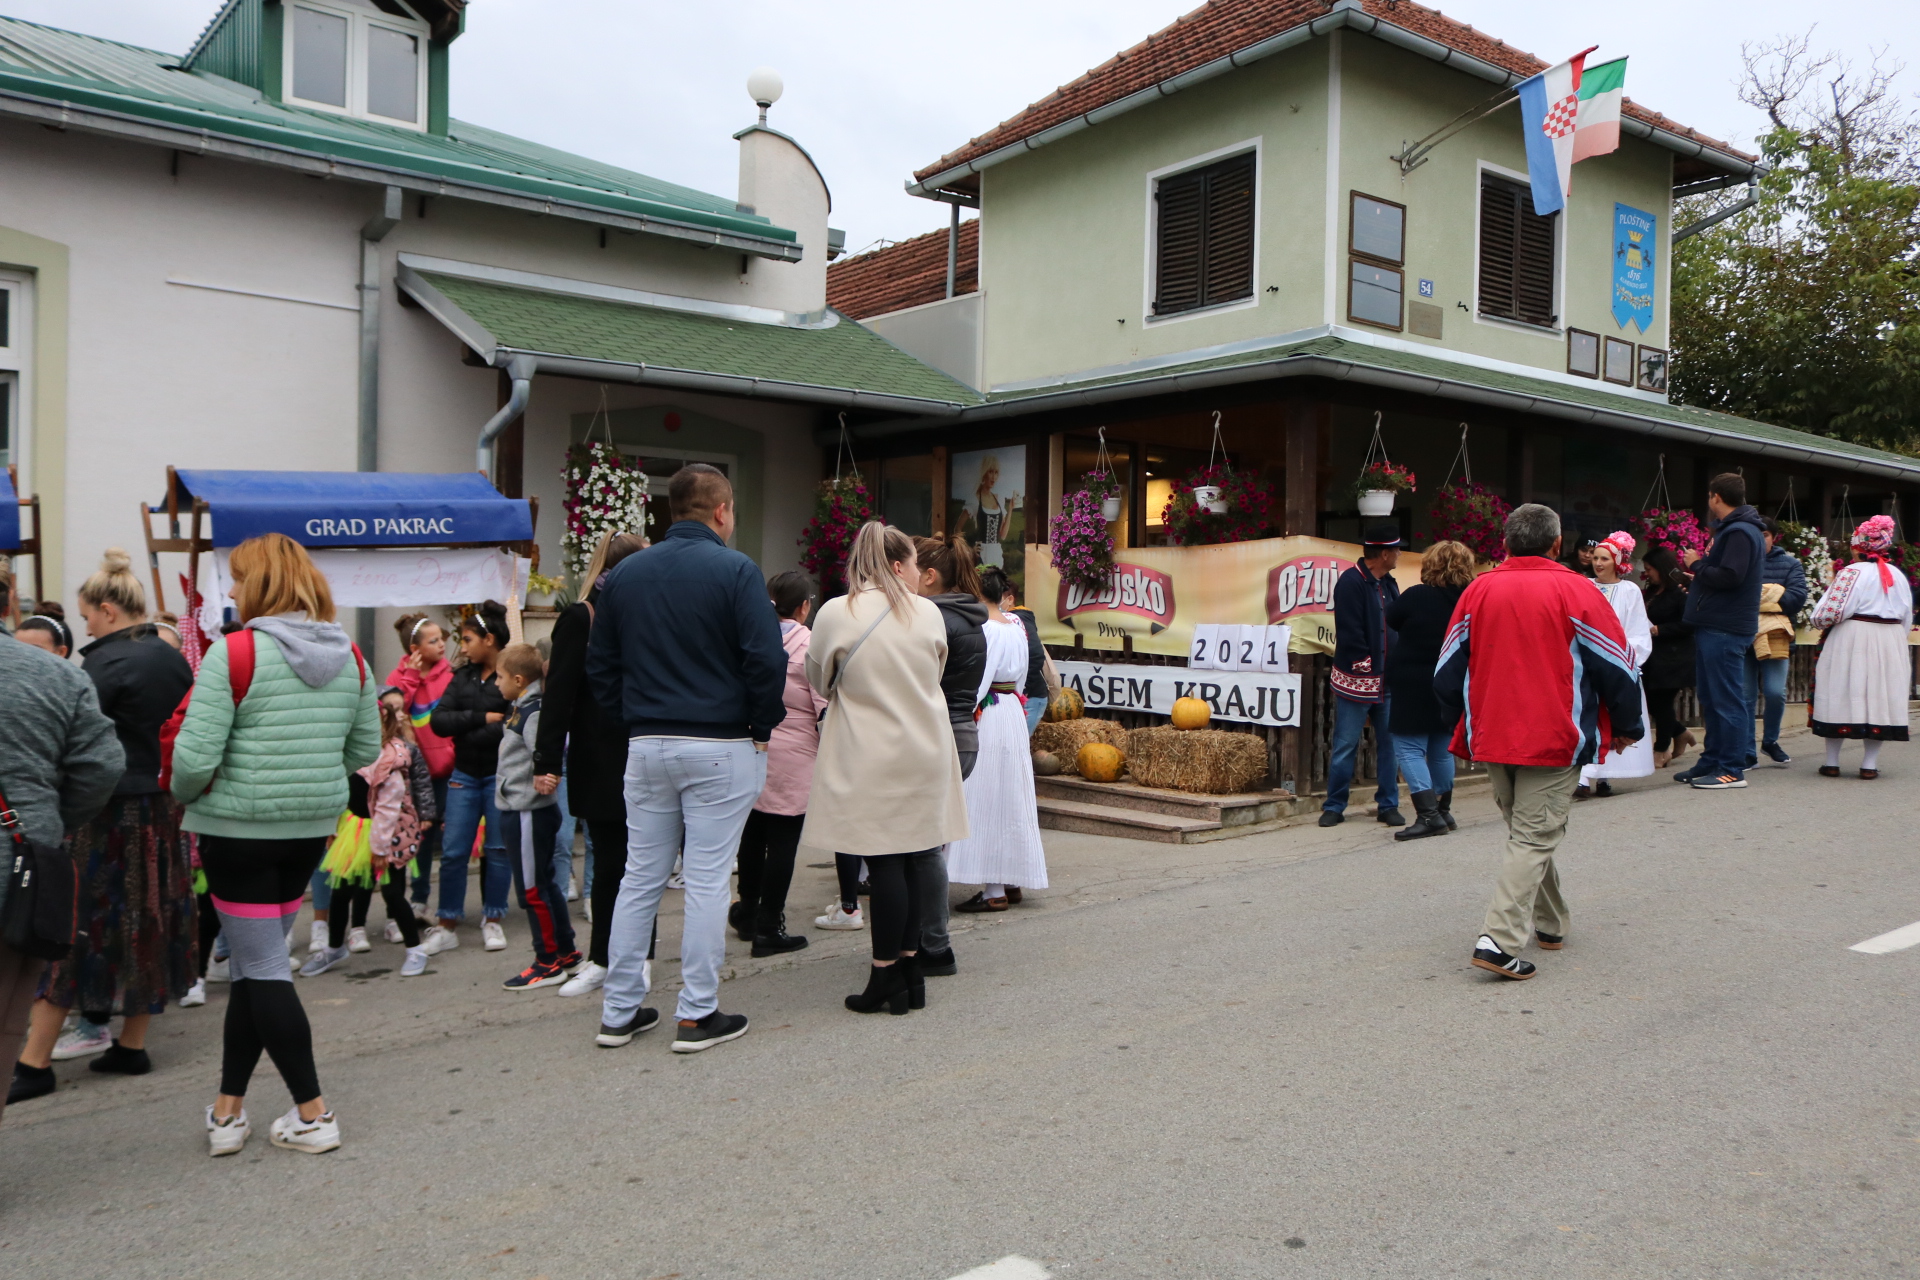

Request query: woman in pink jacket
[
  {"left": 730, "top": 571, "right": 828, "bottom": 956},
  {"left": 386, "top": 612, "right": 454, "bottom": 920}
]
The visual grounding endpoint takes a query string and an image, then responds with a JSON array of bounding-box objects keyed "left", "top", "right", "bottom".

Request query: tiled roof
[
  {"left": 0, "top": 14, "right": 796, "bottom": 250},
  {"left": 411, "top": 272, "right": 981, "bottom": 410},
  {"left": 915, "top": 0, "right": 1752, "bottom": 183},
  {"left": 826, "top": 220, "right": 979, "bottom": 320}
]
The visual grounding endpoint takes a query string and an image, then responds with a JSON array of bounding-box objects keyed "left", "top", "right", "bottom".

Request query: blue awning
[
  {"left": 0, "top": 468, "right": 19, "bottom": 551},
  {"left": 171, "top": 470, "right": 533, "bottom": 549}
]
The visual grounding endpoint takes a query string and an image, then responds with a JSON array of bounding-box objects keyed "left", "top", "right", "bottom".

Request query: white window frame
[
  {"left": 1472, "top": 159, "right": 1567, "bottom": 337},
  {"left": 1140, "top": 137, "right": 1264, "bottom": 328},
  {"left": 282, "top": 0, "right": 430, "bottom": 131},
  {"left": 0, "top": 274, "right": 28, "bottom": 480}
]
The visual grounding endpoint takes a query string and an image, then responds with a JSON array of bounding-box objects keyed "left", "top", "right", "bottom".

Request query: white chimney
[{"left": 736, "top": 69, "right": 830, "bottom": 316}]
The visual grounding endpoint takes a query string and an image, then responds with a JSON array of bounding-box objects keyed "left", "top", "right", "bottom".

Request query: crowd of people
[
  {"left": 0, "top": 464, "right": 1058, "bottom": 1151},
  {"left": 0, "top": 465, "right": 1908, "bottom": 1151}
]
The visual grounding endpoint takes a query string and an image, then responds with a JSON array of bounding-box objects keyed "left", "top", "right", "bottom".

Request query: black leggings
[
  {"left": 835, "top": 854, "right": 865, "bottom": 912},
  {"left": 864, "top": 851, "right": 934, "bottom": 962},
  {"left": 328, "top": 878, "right": 422, "bottom": 949},
  {"left": 1647, "top": 686, "right": 1689, "bottom": 753},
  {"left": 586, "top": 819, "right": 656, "bottom": 970},
  {"left": 735, "top": 810, "right": 803, "bottom": 934},
  {"left": 195, "top": 891, "right": 220, "bottom": 981}
]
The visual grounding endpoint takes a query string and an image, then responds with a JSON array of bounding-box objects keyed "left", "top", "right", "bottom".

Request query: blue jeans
[
  {"left": 502, "top": 804, "right": 575, "bottom": 964},
  {"left": 308, "top": 866, "right": 332, "bottom": 915},
  {"left": 437, "top": 769, "right": 510, "bottom": 922},
  {"left": 1391, "top": 729, "right": 1456, "bottom": 795},
  {"left": 412, "top": 776, "right": 448, "bottom": 907},
  {"left": 1024, "top": 697, "right": 1047, "bottom": 735},
  {"left": 1744, "top": 653, "right": 1789, "bottom": 751},
  {"left": 551, "top": 772, "right": 575, "bottom": 901},
  {"left": 1324, "top": 695, "right": 1399, "bottom": 813},
  {"left": 1693, "top": 629, "right": 1750, "bottom": 779},
  {"left": 603, "top": 738, "right": 765, "bottom": 1024}
]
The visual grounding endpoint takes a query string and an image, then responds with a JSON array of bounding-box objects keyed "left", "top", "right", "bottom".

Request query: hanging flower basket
[
  {"left": 1352, "top": 462, "right": 1417, "bottom": 512},
  {"left": 1771, "top": 519, "right": 1833, "bottom": 627},
  {"left": 1048, "top": 488, "right": 1117, "bottom": 592},
  {"left": 1162, "top": 465, "right": 1275, "bottom": 546},
  {"left": 1632, "top": 507, "right": 1710, "bottom": 562},
  {"left": 561, "top": 441, "right": 650, "bottom": 583},
  {"left": 798, "top": 474, "right": 873, "bottom": 594},
  {"left": 1428, "top": 481, "right": 1511, "bottom": 563},
  {"left": 1082, "top": 468, "right": 1124, "bottom": 523}
]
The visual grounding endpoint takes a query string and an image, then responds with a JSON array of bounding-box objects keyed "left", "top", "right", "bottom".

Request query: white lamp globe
[{"left": 746, "top": 67, "right": 784, "bottom": 110}]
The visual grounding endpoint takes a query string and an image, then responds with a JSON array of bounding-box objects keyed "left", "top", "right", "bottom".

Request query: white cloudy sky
[{"left": 5, "top": 1, "right": 1915, "bottom": 254}]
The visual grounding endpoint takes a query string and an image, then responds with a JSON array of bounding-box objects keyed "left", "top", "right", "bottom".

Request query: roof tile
[{"left": 826, "top": 220, "right": 979, "bottom": 320}]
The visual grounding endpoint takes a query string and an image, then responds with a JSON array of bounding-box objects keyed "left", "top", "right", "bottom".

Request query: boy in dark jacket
[
  {"left": 1680, "top": 474, "right": 1767, "bottom": 788},
  {"left": 1321, "top": 524, "right": 1403, "bottom": 827},
  {"left": 494, "top": 643, "right": 578, "bottom": 992}
]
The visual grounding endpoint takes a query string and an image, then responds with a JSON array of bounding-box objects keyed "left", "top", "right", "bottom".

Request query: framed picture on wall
[
  {"left": 1566, "top": 328, "right": 1599, "bottom": 378},
  {"left": 1637, "top": 345, "right": 1669, "bottom": 393},
  {"left": 1603, "top": 336, "right": 1635, "bottom": 385},
  {"left": 950, "top": 445, "right": 1028, "bottom": 599}
]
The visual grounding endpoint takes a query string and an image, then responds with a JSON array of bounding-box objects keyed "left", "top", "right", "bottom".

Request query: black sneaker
[
  {"left": 502, "top": 959, "right": 568, "bottom": 991},
  {"left": 919, "top": 947, "right": 958, "bottom": 977},
  {"left": 1471, "top": 936, "right": 1537, "bottom": 980},
  {"left": 595, "top": 1006, "right": 661, "bottom": 1047},
  {"left": 1673, "top": 764, "right": 1707, "bottom": 784},
  {"left": 1690, "top": 772, "right": 1748, "bottom": 790},
  {"left": 1593, "top": 780, "right": 1613, "bottom": 798},
  {"left": 750, "top": 931, "right": 809, "bottom": 958},
  {"left": 1377, "top": 807, "right": 1406, "bottom": 827},
  {"left": 1762, "top": 741, "right": 1791, "bottom": 765},
  {"left": 88, "top": 1041, "right": 151, "bottom": 1075},
  {"left": 671, "top": 1010, "right": 750, "bottom": 1054},
  {"left": 1318, "top": 810, "right": 1344, "bottom": 827},
  {"left": 8, "top": 1062, "right": 55, "bottom": 1104},
  {"left": 556, "top": 950, "right": 585, "bottom": 974},
  {"left": 1743, "top": 754, "right": 1759, "bottom": 769},
  {"left": 728, "top": 902, "right": 754, "bottom": 941},
  {"left": 1535, "top": 931, "right": 1565, "bottom": 950}
]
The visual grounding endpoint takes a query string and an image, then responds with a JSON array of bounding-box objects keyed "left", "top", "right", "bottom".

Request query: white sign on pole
[
  {"left": 208, "top": 546, "right": 529, "bottom": 614},
  {"left": 1054, "top": 660, "right": 1301, "bottom": 728}
]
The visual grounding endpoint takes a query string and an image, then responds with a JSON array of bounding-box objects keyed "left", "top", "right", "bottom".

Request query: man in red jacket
[{"left": 1434, "top": 504, "right": 1644, "bottom": 980}]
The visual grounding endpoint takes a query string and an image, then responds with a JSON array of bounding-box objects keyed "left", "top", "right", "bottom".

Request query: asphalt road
[{"left": 4, "top": 726, "right": 1918, "bottom": 1279}]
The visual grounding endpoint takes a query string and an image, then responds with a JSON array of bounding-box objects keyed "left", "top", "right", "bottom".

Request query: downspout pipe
[
  {"left": 1673, "top": 175, "right": 1760, "bottom": 243},
  {"left": 355, "top": 185, "right": 402, "bottom": 654},
  {"left": 945, "top": 200, "right": 959, "bottom": 299},
  {"left": 478, "top": 355, "right": 537, "bottom": 482}
]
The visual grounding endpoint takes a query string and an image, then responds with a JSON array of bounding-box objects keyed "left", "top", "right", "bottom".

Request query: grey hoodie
[
  {"left": 246, "top": 613, "right": 353, "bottom": 688},
  {"left": 0, "top": 639, "right": 123, "bottom": 915},
  {"left": 495, "top": 680, "right": 554, "bottom": 811}
]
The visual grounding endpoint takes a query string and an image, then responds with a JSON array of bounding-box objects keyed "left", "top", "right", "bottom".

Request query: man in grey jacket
[{"left": 1, "top": 611, "right": 125, "bottom": 1126}]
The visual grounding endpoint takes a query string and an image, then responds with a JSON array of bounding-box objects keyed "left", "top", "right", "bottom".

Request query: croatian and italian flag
[{"left": 1517, "top": 49, "right": 1626, "bottom": 215}]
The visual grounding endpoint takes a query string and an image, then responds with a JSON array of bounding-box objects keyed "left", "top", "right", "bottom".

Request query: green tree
[{"left": 1671, "top": 36, "right": 1920, "bottom": 452}]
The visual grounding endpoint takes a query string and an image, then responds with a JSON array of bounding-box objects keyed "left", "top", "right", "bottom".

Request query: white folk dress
[
  {"left": 1582, "top": 577, "right": 1655, "bottom": 781},
  {"left": 944, "top": 616, "right": 1049, "bottom": 890},
  {"left": 1809, "top": 560, "right": 1915, "bottom": 740}
]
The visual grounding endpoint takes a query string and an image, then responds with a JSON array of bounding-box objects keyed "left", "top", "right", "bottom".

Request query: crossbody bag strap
[
  {"left": 0, "top": 777, "right": 24, "bottom": 845},
  {"left": 826, "top": 608, "right": 891, "bottom": 701}
]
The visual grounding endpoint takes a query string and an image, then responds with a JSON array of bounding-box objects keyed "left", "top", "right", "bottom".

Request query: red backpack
[{"left": 156, "top": 631, "right": 365, "bottom": 793}]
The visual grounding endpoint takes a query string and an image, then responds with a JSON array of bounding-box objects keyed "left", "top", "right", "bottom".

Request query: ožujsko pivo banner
[{"left": 1026, "top": 537, "right": 1426, "bottom": 659}]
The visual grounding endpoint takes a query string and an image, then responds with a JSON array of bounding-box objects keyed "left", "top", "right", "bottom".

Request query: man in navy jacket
[
  {"left": 1679, "top": 473, "right": 1767, "bottom": 789},
  {"left": 1320, "top": 523, "right": 1404, "bottom": 827},
  {"left": 586, "top": 464, "right": 786, "bottom": 1054}
]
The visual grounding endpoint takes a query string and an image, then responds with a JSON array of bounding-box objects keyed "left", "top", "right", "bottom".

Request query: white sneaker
[
  {"left": 420, "top": 925, "right": 459, "bottom": 956},
  {"left": 814, "top": 903, "right": 865, "bottom": 931},
  {"left": 567, "top": 884, "right": 581, "bottom": 902},
  {"left": 556, "top": 960, "right": 607, "bottom": 997},
  {"left": 346, "top": 926, "right": 371, "bottom": 954},
  {"left": 206, "top": 1105, "right": 250, "bottom": 1157},
  {"left": 268, "top": 1106, "right": 341, "bottom": 1155},
  {"left": 52, "top": 1022, "right": 112, "bottom": 1060},
  {"left": 307, "top": 920, "right": 328, "bottom": 954},
  {"left": 298, "top": 945, "right": 350, "bottom": 977},
  {"left": 383, "top": 919, "right": 403, "bottom": 944},
  {"left": 481, "top": 920, "right": 507, "bottom": 951},
  {"left": 667, "top": 872, "right": 686, "bottom": 890},
  {"left": 584, "top": 897, "right": 593, "bottom": 923},
  {"left": 180, "top": 978, "right": 207, "bottom": 1008},
  {"left": 207, "top": 956, "right": 231, "bottom": 983},
  {"left": 400, "top": 945, "right": 430, "bottom": 977}
]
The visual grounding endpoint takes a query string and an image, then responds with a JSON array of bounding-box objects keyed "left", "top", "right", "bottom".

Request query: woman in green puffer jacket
[{"left": 170, "top": 533, "right": 377, "bottom": 1158}]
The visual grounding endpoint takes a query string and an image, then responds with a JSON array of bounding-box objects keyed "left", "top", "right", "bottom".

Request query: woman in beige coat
[{"left": 804, "top": 523, "right": 969, "bottom": 1014}]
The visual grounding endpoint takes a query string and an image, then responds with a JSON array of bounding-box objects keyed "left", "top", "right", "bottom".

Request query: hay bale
[
  {"left": 1123, "top": 725, "right": 1269, "bottom": 794},
  {"left": 1030, "top": 718, "right": 1127, "bottom": 775}
]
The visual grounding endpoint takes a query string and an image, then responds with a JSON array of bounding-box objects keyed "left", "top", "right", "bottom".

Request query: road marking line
[
  {"left": 1849, "top": 922, "right": 1920, "bottom": 955},
  {"left": 947, "top": 1258, "right": 1051, "bottom": 1280}
]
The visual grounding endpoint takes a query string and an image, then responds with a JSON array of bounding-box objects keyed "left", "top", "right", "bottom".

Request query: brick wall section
[{"left": 826, "top": 218, "right": 979, "bottom": 321}]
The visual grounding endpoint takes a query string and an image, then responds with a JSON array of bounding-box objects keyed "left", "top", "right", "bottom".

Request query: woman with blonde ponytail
[
  {"left": 11, "top": 549, "right": 196, "bottom": 1107},
  {"left": 803, "top": 522, "right": 969, "bottom": 1015}
]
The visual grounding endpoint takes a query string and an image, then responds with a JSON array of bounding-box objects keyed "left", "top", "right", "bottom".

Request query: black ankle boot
[
  {"left": 1394, "top": 790, "right": 1450, "bottom": 841},
  {"left": 750, "top": 914, "right": 810, "bottom": 958},
  {"left": 845, "top": 962, "right": 911, "bottom": 1015},
  {"left": 899, "top": 954, "right": 925, "bottom": 1010},
  {"left": 1436, "top": 790, "right": 1456, "bottom": 830}
]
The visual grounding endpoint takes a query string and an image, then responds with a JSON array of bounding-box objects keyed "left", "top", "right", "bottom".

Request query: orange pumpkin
[
  {"left": 1044, "top": 688, "right": 1085, "bottom": 722},
  {"left": 1077, "top": 742, "right": 1124, "bottom": 783},
  {"left": 1170, "top": 696, "right": 1212, "bottom": 730}
]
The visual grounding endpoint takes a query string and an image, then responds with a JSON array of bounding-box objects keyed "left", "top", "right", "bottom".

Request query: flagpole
[{"left": 1393, "top": 87, "right": 1520, "bottom": 178}]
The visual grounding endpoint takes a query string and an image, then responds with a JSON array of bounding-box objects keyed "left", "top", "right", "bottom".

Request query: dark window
[
  {"left": 1477, "top": 174, "right": 1557, "bottom": 327},
  {"left": 0, "top": 287, "right": 9, "bottom": 348},
  {"left": 1153, "top": 152, "right": 1256, "bottom": 316}
]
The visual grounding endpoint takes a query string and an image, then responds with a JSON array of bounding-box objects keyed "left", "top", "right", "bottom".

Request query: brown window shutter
[
  {"left": 1154, "top": 153, "right": 1255, "bottom": 316},
  {"left": 1201, "top": 153, "right": 1255, "bottom": 306},
  {"left": 1477, "top": 174, "right": 1556, "bottom": 325},
  {"left": 1154, "top": 170, "right": 1205, "bottom": 315}
]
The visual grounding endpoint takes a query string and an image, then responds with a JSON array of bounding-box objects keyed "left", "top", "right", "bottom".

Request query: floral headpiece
[{"left": 1851, "top": 514, "right": 1896, "bottom": 554}]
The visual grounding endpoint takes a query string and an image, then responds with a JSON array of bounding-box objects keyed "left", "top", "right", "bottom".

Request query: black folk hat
[{"left": 1362, "top": 523, "right": 1402, "bottom": 548}]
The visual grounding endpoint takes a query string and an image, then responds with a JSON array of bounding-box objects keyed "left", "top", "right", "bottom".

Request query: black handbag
[{"left": 0, "top": 780, "right": 80, "bottom": 961}]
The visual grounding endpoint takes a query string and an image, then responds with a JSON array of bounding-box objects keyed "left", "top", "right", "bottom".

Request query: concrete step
[
  {"left": 1033, "top": 775, "right": 1297, "bottom": 826},
  {"left": 1036, "top": 796, "right": 1220, "bottom": 844}
]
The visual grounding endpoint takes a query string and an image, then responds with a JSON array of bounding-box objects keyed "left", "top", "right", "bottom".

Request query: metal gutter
[
  {"left": 836, "top": 351, "right": 1920, "bottom": 482},
  {"left": 396, "top": 253, "right": 838, "bottom": 328},
  {"left": 907, "top": 0, "right": 1757, "bottom": 198},
  {"left": 0, "top": 83, "right": 806, "bottom": 261}
]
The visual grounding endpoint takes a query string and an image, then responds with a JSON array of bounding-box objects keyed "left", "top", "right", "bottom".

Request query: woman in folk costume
[
  {"left": 1575, "top": 531, "right": 1655, "bottom": 798},
  {"left": 947, "top": 565, "right": 1050, "bottom": 914},
  {"left": 1809, "top": 514, "right": 1914, "bottom": 779}
]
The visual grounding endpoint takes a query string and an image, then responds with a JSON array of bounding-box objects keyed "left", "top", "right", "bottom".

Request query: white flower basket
[
  {"left": 1193, "top": 484, "right": 1228, "bottom": 515},
  {"left": 1357, "top": 489, "right": 1396, "bottom": 517},
  {"left": 1100, "top": 495, "right": 1123, "bottom": 521}
]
